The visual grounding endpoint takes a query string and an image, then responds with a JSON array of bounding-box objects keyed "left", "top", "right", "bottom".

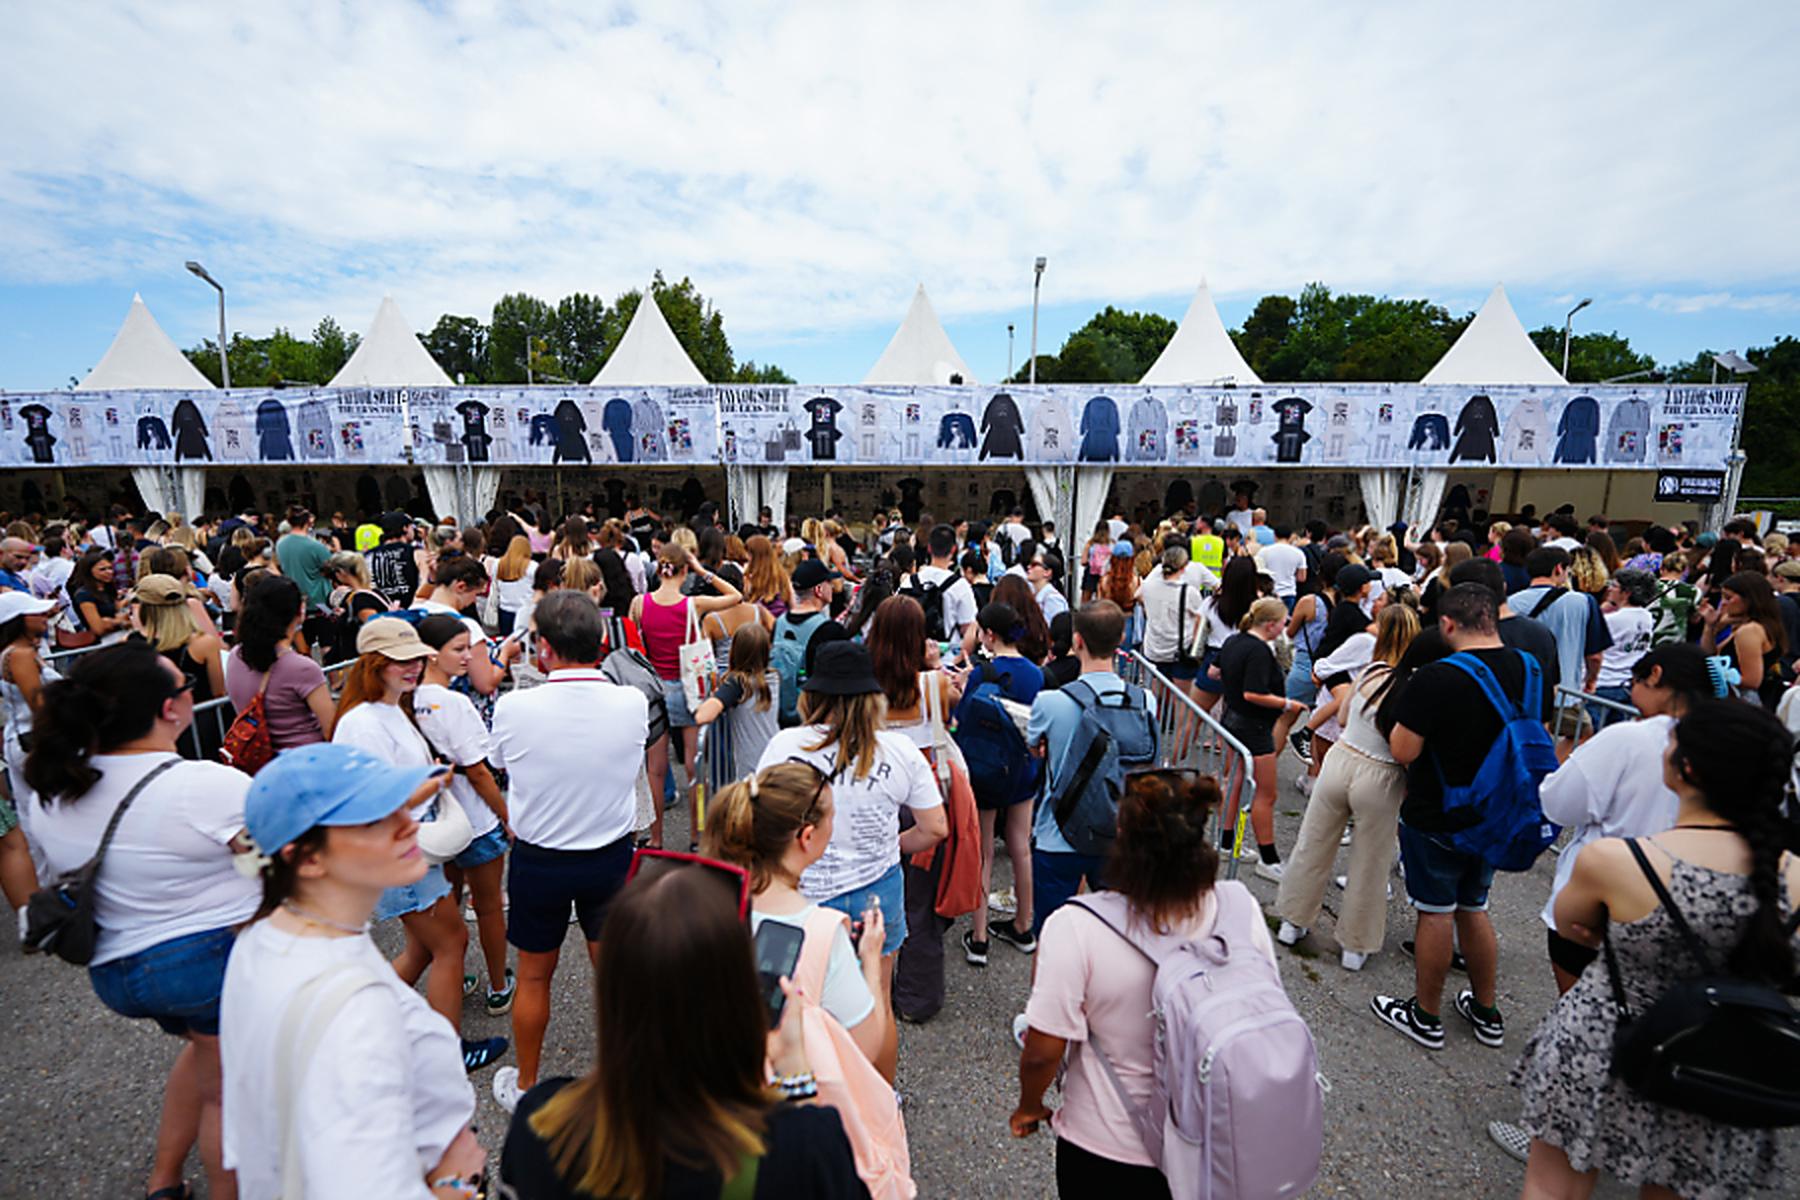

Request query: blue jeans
[
  {"left": 89, "top": 925, "right": 237, "bottom": 1037},
  {"left": 1032, "top": 847, "right": 1107, "bottom": 936},
  {"left": 1588, "top": 685, "right": 1633, "bottom": 732},
  {"left": 820, "top": 862, "right": 907, "bottom": 955}
]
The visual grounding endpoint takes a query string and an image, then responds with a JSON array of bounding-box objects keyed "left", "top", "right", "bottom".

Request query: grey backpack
[
  {"left": 1071, "top": 885, "right": 1325, "bottom": 1199},
  {"left": 1048, "top": 678, "right": 1158, "bottom": 855}
]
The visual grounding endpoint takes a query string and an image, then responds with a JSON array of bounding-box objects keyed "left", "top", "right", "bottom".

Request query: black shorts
[
  {"left": 1222, "top": 709, "right": 1277, "bottom": 757},
  {"left": 1547, "top": 927, "right": 1598, "bottom": 977},
  {"left": 506, "top": 835, "right": 634, "bottom": 953}
]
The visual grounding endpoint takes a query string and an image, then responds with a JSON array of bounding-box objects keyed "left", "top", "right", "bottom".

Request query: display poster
[{"left": 0, "top": 382, "right": 1743, "bottom": 472}]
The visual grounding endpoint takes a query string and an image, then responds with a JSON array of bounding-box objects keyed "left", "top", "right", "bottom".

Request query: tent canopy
[
  {"left": 77, "top": 294, "right": 215, "bottom": 391},
  {"left": 1421, "top": 284, "right": 1565, "bottom": 386},
  {"left": 329, "top": 296, "right": 454, "bottom": 387},
  {"left": 590, "top": 289, "right": 707, "bottom": 385},
  {"left": 1138, "top": 280, "right": 1260, "bottom": 385},
  {"left": 863, "top": 285, "right": 974, "bottom": 385}
]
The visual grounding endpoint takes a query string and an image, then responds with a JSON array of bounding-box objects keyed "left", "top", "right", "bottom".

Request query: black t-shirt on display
[
  {"left": 1217, "top": 632, "right": 1284, "bottom": 730},
  {"left": 500, "top": 1078, "right": 870, "bottom": 1200},
  {"left": 1390, "top": 645, "right": 1535, "bottom": 833}
]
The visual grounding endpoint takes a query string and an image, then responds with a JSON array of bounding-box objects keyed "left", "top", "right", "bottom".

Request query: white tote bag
[{"left": 678, "top": 601, "right": 716, "bottom": 712}]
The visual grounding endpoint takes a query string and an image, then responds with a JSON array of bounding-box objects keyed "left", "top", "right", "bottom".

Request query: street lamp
[
  {"left": 1007, "top": 324, "right": 1015, "bottom": 381},
  {"left": 185, "top": 261, "right": 230, "bottom": 389},
  {"left": 1561, "top": 297, "right": 1592, "bottom": 380},
  {"left": 1710, "top": 350, "right": 1758, "bottom": 384},
  {"left": 1028, "top": 257, "right": 1047, "bottom": 386}
]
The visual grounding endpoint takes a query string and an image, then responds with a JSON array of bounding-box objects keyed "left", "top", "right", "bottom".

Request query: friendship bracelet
[{"left": 776, "top": 1071, "right": 818, "bottom": 1100}]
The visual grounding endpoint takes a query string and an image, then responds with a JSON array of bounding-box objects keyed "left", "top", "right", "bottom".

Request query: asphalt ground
[{"left": 5, "top": 752, "right": 1794, "bottom": 1198}]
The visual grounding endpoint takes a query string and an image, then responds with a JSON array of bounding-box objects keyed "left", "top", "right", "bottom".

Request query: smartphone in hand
[{"left": 753, "top": 921, "right": 806, "bottom": 1029}]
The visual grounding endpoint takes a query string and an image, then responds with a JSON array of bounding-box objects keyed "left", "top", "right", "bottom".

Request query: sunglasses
[
  {"left": 782, "top": 758, "right": 835, "bottom": 825},
  {"left": 626, "top": 849, "right": 752, "bottom": 922}
]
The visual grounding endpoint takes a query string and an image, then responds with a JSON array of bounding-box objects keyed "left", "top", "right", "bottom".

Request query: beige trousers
[{"left": 1275, "top": 741, "right": 1405, "bottom": 955}]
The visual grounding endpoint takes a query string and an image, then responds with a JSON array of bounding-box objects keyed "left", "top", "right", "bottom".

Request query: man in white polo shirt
[{"left": 487, "top": 591, "right": 648, "bottom": 1113}]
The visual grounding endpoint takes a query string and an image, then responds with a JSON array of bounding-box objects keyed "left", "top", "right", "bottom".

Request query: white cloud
[
  {"left": 1643, "top": 291, "right": 1800, "bottom": 315},
  {"left": 1, "top": 1, "right": 1796, "bottom": 348}
]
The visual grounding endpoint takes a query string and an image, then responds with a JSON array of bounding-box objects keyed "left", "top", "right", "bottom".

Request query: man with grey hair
[{"left": 488, "top": 590, "right": 649, "bottom": 1113}]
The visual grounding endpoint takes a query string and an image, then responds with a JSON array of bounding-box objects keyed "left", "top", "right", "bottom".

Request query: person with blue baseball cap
[{"left": 219, "top": 743, "right": 490, "bottom": 1200}]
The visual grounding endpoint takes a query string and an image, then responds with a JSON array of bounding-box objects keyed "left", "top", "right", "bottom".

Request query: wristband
[
  {"left": 776, "top": 1071, "right": 819, "bottom": 1100},
  {"left": 429, "top": 1175, "right": 480, "bottom": 1199}
]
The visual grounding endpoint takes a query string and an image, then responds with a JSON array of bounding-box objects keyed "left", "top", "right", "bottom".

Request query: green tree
[
  {"left": 1007, "top": 306, "right": 1175, "bottom": 383},
  {"left": 1238, "top": 284, "right": 1467, "bottom": 382},
  {"left": 1234, "top": 294, "right": 1297, "bottom": 379},
  {"left": 489, "top": 293, "right": 556, "bottom": 384},
  {"left": 1672, "top": 338, "right": 1800, "bottom": 498},
  {"left": 312, "top": 317, "right": 356, "bottom": 380},
  {"left": 732, "top": 360, "right": 796, "bottom": 384},
  {"left": 421, "top": 315, "right": 489, "bottom": 383},
  {"left": 551, "top": 293, "right": 608, "bottom": 382},
  {"left": 1526, "top": 327, "right": 1655, "bottom": 383}
]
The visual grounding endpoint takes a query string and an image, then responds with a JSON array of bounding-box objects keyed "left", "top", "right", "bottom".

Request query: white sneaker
[
  {"left": 988, "top": 887, "right": 1017, "bottom": 917},
  {"left": 1011, "top": 1012, "right": 1030, "bottom": 1050},
  {"left": 1237, "top": 841, "right": 1260, "bottom": 861},
  {"left": 1334, "top": 874, "right": 1393, "bottom": 899},
  {"left": 1341, "top": 950, "right": 1369, "bottom": 971},
  {"left": 492, "top": 1066, "right": 524, "bottom": 1114},
  {"left": 1277, "top": 920, "right": 1307, "bottom": 946},
  {"left": 1340, "top": 825, "right": 1353, "bottom": 847},
  {"left": 1294, "top": 774, "right": 1313, "bottom": 797},
  {"left": 1255, "top": 861, "right": 1286, "bottom": 883}
]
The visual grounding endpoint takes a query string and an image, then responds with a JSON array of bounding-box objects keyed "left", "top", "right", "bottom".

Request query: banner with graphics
[{"left": 0, "top": 382, "right": 1743, "bottom": 471}]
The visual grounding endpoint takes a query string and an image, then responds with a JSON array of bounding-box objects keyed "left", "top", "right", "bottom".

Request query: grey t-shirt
[{"left": 714, "top": 670, "right": 782, "bottom": 774}]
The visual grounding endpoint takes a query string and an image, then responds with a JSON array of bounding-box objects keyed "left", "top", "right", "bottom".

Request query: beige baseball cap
[
  {"left": 133, "top": 574, "right": 195, "bottom": 607},
  {"left": 355, "top": 617, "right": 436, "bottom": 660}
]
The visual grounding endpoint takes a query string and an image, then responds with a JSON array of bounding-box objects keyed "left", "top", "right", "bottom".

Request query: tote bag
[{"left": 678, "top": 601, "right": 716, "bottom": 712}]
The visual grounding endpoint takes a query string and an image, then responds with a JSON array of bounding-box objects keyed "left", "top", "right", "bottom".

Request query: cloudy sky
[{"left": 2, "top": 1, "right": 1796, "bottom": 388}]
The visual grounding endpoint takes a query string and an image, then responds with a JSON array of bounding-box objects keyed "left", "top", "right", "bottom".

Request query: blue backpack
[
  {"left": 1433, "top": 651, "right": 1561, "bottom": 871},
  {"left": 952, "top": 663, "right": 1039, "bottom": 808},
  {"left": 772, "top": 610, "right": 828, "bottom": 726},
  {"left": 1049, "top": 678, "right": 1159, "bottom": 856}
]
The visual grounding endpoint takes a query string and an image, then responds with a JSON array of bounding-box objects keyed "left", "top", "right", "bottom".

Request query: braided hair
[{"left": 1669, "top": 699, "right": 1798, "bottom": 985}]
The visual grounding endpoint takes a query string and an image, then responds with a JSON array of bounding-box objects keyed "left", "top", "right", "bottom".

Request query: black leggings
[{"left": 1056, "top": 1138, "right": 1170, "bottom": 1199}]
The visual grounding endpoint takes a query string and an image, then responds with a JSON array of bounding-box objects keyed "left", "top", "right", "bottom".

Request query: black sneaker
[
  {"left": 1453, "top": 989, "right": 1505, "bottom": 1047},
  {"left": 1401, "top": 938, "right": 1468, "bottom": 974},
  {"left": 485, "top": 968, "right": 517, "bottom": 1017},
  {"left": 1370, "top": 994, "right": 1445, "bottom": 1050},
  {"left": 462, "top": 1035, "right": 509, "bottom": 1073},
  {"left": 990, "top": 920, "right": 1038, "bottom": 955},
  {"left": 961, "top": 930, "right": 989, "bottom": 966},
  {"left": 1289, "top": 726, "right": 1313, "bottom": 765}
]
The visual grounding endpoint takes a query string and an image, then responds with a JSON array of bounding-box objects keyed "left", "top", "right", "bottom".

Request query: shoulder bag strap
[
  {"left": 1527, "top": 587, "right": 1566, "bottom": 620},
  {"left": 922, "top": 672, "right": 951, "bottom": 791},
  {"left": 89, "top": 758, "right": 181, "bottom": 874},
  {"left": 1066, "top": 894, "right": 1170, "bottom": 1117},
  {"left": 276, "top": 964, "right": 386, "bottom": 1199},
  {"left": 1441, "top": 652, "right": 1520, "bottom": 722},
  {"left": 1624, "top": 838, "right": 1718, "bottom": 974}
]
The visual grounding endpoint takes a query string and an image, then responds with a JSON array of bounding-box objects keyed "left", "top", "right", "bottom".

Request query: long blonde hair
[
  {"left": 138, "top": 600, "right": 202, "bottom": 654},
  {"left": 742, "top": 535, "right": 789, "bottom": 607},
  {"left": 498, "top": 535, "right": 534, "bottom": 583},
  {"left": 799, "top": 691, "right": 885, "bottom": 781}
]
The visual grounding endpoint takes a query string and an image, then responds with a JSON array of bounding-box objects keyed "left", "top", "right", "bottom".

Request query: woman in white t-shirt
[
  {"left": 703, "top": 761, "right": 894, "bottom": 1080},
  {"left": 413, "top": 614, "right": 514, "bottom": 1017},
  {"left": 755, "top": 641, "right": 948, "bottom": 990},
  {"left": 1013, "top": 769, "right": 1290, "bottom": 1192},
  {"left": 1591, "top": 568, "right": 1657, "bottom": 728},
  {"left": 27, "top": 642, "right": 259, "bottom": 1200},
  {"left": 332, "top": 617, "right": 505, "bottom": 1073},
  {"left": 222, "top": 742, "right": 486, "bottom": 1200}
]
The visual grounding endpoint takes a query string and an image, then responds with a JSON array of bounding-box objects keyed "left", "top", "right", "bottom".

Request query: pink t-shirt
[
  {"left": 1023, "top": 881, "right": 1276, "bottom": 1165},
  {"left": 225, "top": 647, "right": 329, "bottom": 751}
]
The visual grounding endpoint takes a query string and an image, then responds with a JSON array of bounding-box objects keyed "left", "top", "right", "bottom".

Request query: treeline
[{"left": 180, "top": 272, "right": 793, "bottom": 390}]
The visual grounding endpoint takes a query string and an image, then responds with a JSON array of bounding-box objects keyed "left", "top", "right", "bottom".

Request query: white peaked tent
[
  {"left": 329, "top": 296, "right": 454, "bottom": 387},
  {"left": 863, "top": 285, "right": 974, "bottom": 385},
  {"left": 1422, "top": 284, "right": 1564, "bottom": 386},
  {"left": 77, "top": 294, "right": 215, "bottom": 391},
  {"left": 590, "top": 289, "right": 707, "bottom": 385},
  {"left": 1138, "top": 280, "right": 1260, "bottom": 385}
]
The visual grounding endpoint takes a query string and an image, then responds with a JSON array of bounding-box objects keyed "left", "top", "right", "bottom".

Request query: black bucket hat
[{"left": 803, "top": 640, "right": 882, "bottom": 697}]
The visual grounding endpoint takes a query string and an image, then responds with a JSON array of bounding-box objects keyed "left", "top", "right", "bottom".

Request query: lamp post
[
  {"left": 1561, "top": 297, "right": 1591, "bottom": 380},
  {"left": 1028, "top": 257, "right": 1046, "bottom": 386},
  {"left": 185, "top": 261, "right": 230, "bottom": 388},
  {"left": 1007, "top": 323, "right": 1015, "bottom": 382}
]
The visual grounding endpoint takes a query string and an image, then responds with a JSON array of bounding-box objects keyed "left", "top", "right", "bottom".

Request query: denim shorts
[
  {"left": 661, "top": 677, "right": 696, "bottom": 728},
  {"left": 89, "top": 925, "right": 237, "bottom": 1037},
  {"left": 1398, "top": 823, "right": 1495, "bottom": 914},
  {"left": 373, "top": 863, "right": 451, "bottom": 923},
  {"left": 819, "top": 861, "right": 907, "bottom": 955},
  {"left": 1194, "top": 647, "right": 1223, "bottom": 695},
  {"left": 1284, "top": 649, "right": 1316, "bottom": 703},
  {"left": 453, "top": 825, "right": 510, "bottom": 870}
]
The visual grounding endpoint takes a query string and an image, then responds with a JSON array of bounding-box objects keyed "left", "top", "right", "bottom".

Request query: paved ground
[{"left": 5, "top": 753, "right": 1793, "bottom": 1197}]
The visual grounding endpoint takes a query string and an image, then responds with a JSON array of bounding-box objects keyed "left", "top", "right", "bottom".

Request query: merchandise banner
[{"left": 0, "top": 383, "right": 1743, "bottom": 472}]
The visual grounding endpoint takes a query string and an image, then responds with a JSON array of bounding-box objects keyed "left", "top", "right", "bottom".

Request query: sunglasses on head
[
  {"left": 780, "top": 758, "right": 835, "bottom": 825},
  {"left": 626, "top": 849, "right": 752, "bottom": 922}
]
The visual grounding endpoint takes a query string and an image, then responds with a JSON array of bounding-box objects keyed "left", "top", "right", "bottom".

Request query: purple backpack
[{"left": 1070, "top": 884, "right": 1323, "bottom": 1199}]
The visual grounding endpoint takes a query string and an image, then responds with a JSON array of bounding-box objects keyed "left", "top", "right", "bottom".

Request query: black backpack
[
  {"left": 899, "top": 571, "right": 951, "bottom": 639},
  {"left": 1603, "top": 839, "right": 1800, "bottom": 1128}
]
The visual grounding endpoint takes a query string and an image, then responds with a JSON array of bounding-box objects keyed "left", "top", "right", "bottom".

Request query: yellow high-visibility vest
[{"left": 1191, "top": 534, "right": 1225, "bottom": 571}]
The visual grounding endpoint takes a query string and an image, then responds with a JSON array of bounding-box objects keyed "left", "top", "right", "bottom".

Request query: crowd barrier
[
  {"left": 1551, "top": 684, "right": 1641, "bottom": 739},
  {"left": 1115, "top": 651, "right": 1255, "bottom": 881},
  {"left": 178, "top": 658, "right": 357, "bottom": 761}
]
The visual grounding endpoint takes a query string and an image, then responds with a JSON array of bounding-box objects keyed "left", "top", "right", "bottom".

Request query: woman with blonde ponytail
[{"left": 703, "top": 762, "right": 893, "bottom": 1078}]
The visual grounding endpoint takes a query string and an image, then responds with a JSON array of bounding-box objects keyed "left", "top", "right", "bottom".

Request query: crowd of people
[{"left": 1, "top": 484, "right": 1797, "bottom": 1198}]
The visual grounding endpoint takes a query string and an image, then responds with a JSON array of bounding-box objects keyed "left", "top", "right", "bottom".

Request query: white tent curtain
[
  {"left": 1071, "top": 465, "right": 1114, "bottom": 576},
  {"left": 422, "top": 466, "right": 505, "bottom": 525},
  {"left": 1408, "top": 469, "right": 1451, "bottom": 534},
  {"left": 1357, "top": 469, "right": 1404, "bottom": 529},
  {"left": 758, "top": 468, "right": 789, "bottom": 532},
  {"left": 725, "top": 466, "right": 789, "bottom": 533},
  {"left": 421, "top": 466, "right": 459, "bottom": 526},
  {"left": 1024, "top": 466, "right": 1074, "bottom": 549},
  {"left": 470, "top": 468, "right": 503, "bottom": 525},
  {"left": 130, "top": 467, "right": 176, "bottom": 518},
  {"left": 175, "top": 468, "right": 208, "bottom": 524}
]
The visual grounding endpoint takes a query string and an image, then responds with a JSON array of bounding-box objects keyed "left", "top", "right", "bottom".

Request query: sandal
[{"left": 146, "top": 1186, "right": 192, "bottom": 1200}]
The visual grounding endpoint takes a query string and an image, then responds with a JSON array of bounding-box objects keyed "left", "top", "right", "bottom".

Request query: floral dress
[{"left": 1511, "top": 851, "right": 1796, "bottom": 1199}]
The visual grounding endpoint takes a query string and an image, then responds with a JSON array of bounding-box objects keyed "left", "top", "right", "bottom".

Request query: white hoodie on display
[{"left": 1503, "top": 394, "right": 1552, "bottom": 465}]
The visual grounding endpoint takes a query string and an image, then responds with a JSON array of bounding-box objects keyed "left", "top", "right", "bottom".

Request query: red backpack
[{"left": 220, "top": 671, "right": 275, "bottom": 775}]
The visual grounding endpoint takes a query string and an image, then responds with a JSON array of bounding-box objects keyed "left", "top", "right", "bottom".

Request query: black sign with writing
[{"left": 1654, "top": 469, "right": 1726, "bottom": 502}]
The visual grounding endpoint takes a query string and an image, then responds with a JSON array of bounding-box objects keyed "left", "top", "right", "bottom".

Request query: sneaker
[
  {"left": 1340, "top": 949, "right": 1369, "bottom": 971},
  {"left": 1340, "top": 824, "right": 1353, "bottom": 847},
  {"left": 1487, "top": 1120, "right": 1531, "bottom": 1163},
  {"left": 492, "top": 1065, "right": 524, "bottom": 1113},
  {"left": 1011, "top": 1012, "right": 1029, "bottom": 1050},
  {"left": 485, "top": 969, "right": 517, "bottom": 1017},
  {"left": 1401, "top": 939, "right": 1468, "bottom": 974},
  {"left": 988, "top": 887, "right": 1017, "bottom": 917},
  {"left": 1277, "top": 920, "right": 1307, "bottom": 946},
  {"left": 1237, "top": 841, "right": 1260, "bottom": 861},
  {"left": 990, "top": 921, "right": 1038, "bottom": 955},
  {"left": 1369, "top": 994, "right": 1445, "bottom": 1050},
  {"left": 1254, "top": 860, "right": 1286, "bottom": 883},
  {"left": 962, "top": 930, "right": 989, "bottom": 966},
  {"left": 1454, "top": 989, "right": 1506, "bottom": 1047},
  {"left": 462, "top": 972, "right": 478, "bottom": 997},
  {"left": 461, "top": 1035, "right": 508, "bottom": 1074},
  {"left": 1294, "top": 774, "right": 1314, "bottom": 797},
  {"left": 1288, "top": 727, "right": 1313, "bottom": 765}
]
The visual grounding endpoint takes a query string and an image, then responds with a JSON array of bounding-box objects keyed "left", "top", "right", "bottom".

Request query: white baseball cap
[{"left": 0, "top": 592, "right": 57, "bottom": 625}]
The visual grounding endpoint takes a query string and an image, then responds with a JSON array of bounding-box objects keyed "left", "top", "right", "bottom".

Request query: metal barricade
[
  {"left": 44, "top": 642, "right": 101, "bottom": 672},
  {"left": 177, "top": 658, "right": 358, "bottom": 761},
  {"left": 1116, "top": 651, "right": 1257, "bottom": 880},
  {"left": 1551, "top": 685, "right": 1640, "bottom": 739}
]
